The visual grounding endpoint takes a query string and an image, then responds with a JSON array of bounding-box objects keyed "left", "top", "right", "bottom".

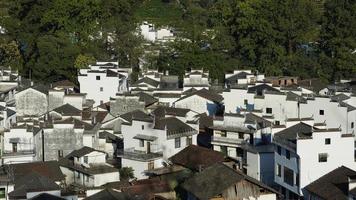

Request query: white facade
[
  {"left": 78, "top": 62, "right": 128, "bottom": 106},
  {"left": 2, "top": 127, "right": 36, "bottom": 164},
  {"left": 274, "top": 121, "right": 356, "bottom": 198},
  {"left": 139, "top": 22, "right": 175, "bottom": 43}
]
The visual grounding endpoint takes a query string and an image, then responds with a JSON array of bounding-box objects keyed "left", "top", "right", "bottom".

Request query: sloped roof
[
  {"left": 331, "top": 93, "right": 350, "bottom": 102},
  {"left": 84, "top": 188, "right": 131, "bottom": 200},
  {"left": 154, "top": 117, "right": 196, "bottom": 135},
  {"left": 51, "top": 80, "right": 76, "bottom": 89},
  {"left": 182, "top": 163, "right": 277, "bottom": 199},
  {"left": 226, "top": 71, "right": 252, "bottom": 81},
  {"left": 52, "top": 103, "right": 81, "bottom": 116},
  {"left": 286, "top": 92, "right": 307, "bottom": 103},
  {"left": 305, "top": 166, "right": 356, "bottom": 200},
  {"left": 9, "top": 161, "right": 65, "bottom": 182},
  {"left": 137, "top": 92, "right": 158, "bottom": 106},
  {"left": 132, "top": 77, "right": 159, "bottom": 88},
  {"left": 176, "top": 88, "right": 223, "bottom": 103},
  {"left": 247, "top": 84, "right": 280, "bottom": 94},
  {"left": 274, "top": 122, "right": 313, "bottom": 141},
  {"left": 152, "top": 106, "right": 191, "bottom": 118},
  {"left": 181, "top": 163, "right": 242, "bottom": 199},
  {"left": 9, "top": 172, "right": 60, "bottom": 199},
  {"left": 169, "top": 145, "right": 224, "bottom": 171},
  {"left": 120, "top": 110, "right": 153, "bottom": 123},
  {"left": 29, "top": 193, "right": 66, "bottom": 200},
  {"left": 66, "top": 146, "right": 104, "bottom": 158}
]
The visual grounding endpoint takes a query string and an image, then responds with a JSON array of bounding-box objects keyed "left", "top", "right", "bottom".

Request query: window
[
  {"left": 238, "top": 132, "right": 244, "bottom": 139},
  {"left": 244, "top": 99, "right": 248, "bottom": 105},
  {"left": 84, "top": 156, "right": 88, "bottom": 164},
  {"left": 284, "top": 167, "right": 294, "bottom": 186},
  {"left": 286, "top": 150, "right": 290, "bottom": 159},
  {"left": 276, "top": 164, "right": 281, "bottom": 177},
  {"left": 319, "top": 110, "right": 324, "bottom": 115},
  {"left": 96, "top": 76, "right": 100, "bottom": 80},
  {"left": 318, "top": 153, "right": 328, "bottom": 162},
  {"left": 325, "top": 138, "right": 331, "bottom": 145},
  {"left": 266, "top": 107, "right": 272, "bottom": 114},
  {"left": 148, "top": 161, "right": 154, "bottom": 170},
  {"left": 175, "top": 138, "right": 181, "bottom": 148},
  {"left": 295, "top": 173, "right": 299, "bottom": 187},
  {"left": 58, "top": 150, "right": 63, "bottom": 158},
  {"left": 139, "top": 139, "right": 144, "bottom": 147},
  {"left": 186, "top": 137, "right": 192, "bottom": 145},
  {"left": 0, "top": 188, "right": 5, "bottom": 198},
  {"left": 12, "top": 143, "right": 17, "bottom": 153},
  {"left": 100, "top": 87, "right": 103, "bottom": 92},
  {"left": 141, "top": 125, "right": 144, "bottom": 130},
  {"left": 275, "top": 121, "right": 280, "bottom": 126},
  {"left": 352, "top": 122, "right": 354, "bottom": 129},
  {"left": 277, "top": 146, "right": 281, "bottom": 155}
]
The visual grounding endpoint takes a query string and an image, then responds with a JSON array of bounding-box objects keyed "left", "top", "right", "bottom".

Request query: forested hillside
[{"left": 0, "top": 0, "right": 355, "bottom": 83}]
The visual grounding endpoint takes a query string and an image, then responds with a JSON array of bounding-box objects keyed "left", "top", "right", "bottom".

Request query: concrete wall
[
  {"left": 15, "top": 88, "right": 48, "bottom": 117},
  {"left": 122, "top": 158, "right": 163, "bottom": 180},
  {"left": 93, "top": 172, "right": 120, "bottom": 186},
  {"left": 110, "top": 96, "right": 145, "bottom": 116},
  {"left": 174, "top": 95, "right": 217, "bottom": 115},
  {"left": 41, "top": 124, "right": 83, "bottom": 161},
  {"left": 48, "top": 90, "right": 64, "bottom": 111}
]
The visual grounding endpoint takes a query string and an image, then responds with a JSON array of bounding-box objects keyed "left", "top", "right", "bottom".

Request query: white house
[
  {"left": 273, "top": 119, "right": 356, "bottom": 199},
  {"left": 139, "top": 22, "right": 175, "bottom": 43},
  {"left": 78, "top": 62, "right": 128, "bottom": 106},
  {"left": 2, "top": 124, "right": 38, "bottom": 165},
  {"left": 183, "top": 70, "right": 210, "bottom": 91},
  {"left": 119, "top": 109, "right": 198, "bottom": 179},
  {"left": 173, "top": 88, "right": 223, "bottom": 115},
  {"left": 59, "top": 146, "right": 120, "bottom": 188},
  {"left": 225, "top": 70, "right": 265, "bottom": 87}
]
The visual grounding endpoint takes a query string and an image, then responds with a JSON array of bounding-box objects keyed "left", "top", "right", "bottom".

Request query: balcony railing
[
  {"left": 2, "top": 150, "right": 36, "bottom": 157},
  {"left": 211, "top": 136, "right": 246, "bottom": 146}
]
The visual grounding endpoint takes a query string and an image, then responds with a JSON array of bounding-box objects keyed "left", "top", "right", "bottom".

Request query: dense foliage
[{"left": 0, "top": 0, "right": 355, "bottom": 83}]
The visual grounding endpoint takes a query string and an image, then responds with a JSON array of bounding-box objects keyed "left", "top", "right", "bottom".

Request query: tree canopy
[{"left": 0, "top": 0, "right": 355, "bottom": 83}]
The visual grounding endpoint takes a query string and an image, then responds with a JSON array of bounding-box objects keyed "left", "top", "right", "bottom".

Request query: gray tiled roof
[{"left": 305, "top": 166, "right": 356, "bottom": 200}]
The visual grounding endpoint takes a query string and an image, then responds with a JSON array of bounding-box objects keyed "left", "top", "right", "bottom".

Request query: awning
[{"left": 133, "top": 134, "right": 157, "bottom": 141}]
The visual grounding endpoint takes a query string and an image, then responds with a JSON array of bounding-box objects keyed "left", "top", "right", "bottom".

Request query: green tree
[
  {"left": 3, "top": 0, "right": 141, "bottom": 82},
  {"left": 74, "top": 54, "right": 96, "bottom": 69},
  {"left": 119, "top": 167, "right": 135, "bottom": 181},
  {"left": 320, "top": 0, "right": 356, "bottom": 80}
]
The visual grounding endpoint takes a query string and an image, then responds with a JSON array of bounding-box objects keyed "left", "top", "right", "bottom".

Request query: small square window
[
  {"left": 275, "top": 121, "right": 280, "bottom": 126},
  {"left": 139, "top": 139, "right": 144, "bottom": 147},
  {"left": 100, "top": 87, "right": 103, "bottom": 92},
  {"left": 319, "top": 110, "right": 324, "bottom": 115},
  {"left": 286, "top": 150, "right": 290, "bottom": 159},
  {"left": 96, "top": 76, "right": 100, "bottom": 80},
  {"left": 318, "top": 153, "right": 328, "bottom": 162},
  {"left": 266, "top": 108, "right": 272, "bottom": 114},
  {"left": 244, "top": 99, "right": 248, "bottom": 105},
  {"left": 325, "top": 138, "right": 331, "bottom": 145}
]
